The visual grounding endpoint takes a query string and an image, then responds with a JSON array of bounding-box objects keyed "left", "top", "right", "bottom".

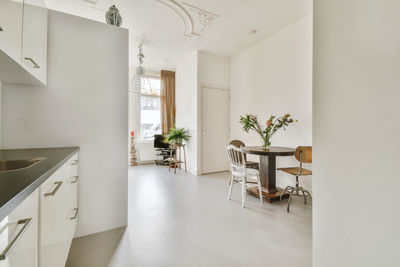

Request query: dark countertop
[{"left": 0, "top": 147, "right": 80, "bottom": 221}]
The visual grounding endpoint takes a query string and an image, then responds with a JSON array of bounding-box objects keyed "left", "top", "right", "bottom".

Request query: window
[{"left": 138, "top": 76, "right": 162, "bottom": 141}]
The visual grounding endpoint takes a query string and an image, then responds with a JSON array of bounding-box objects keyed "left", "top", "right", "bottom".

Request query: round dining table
[{"left": 242, "top": 146, "right": 295, "bottom": 203}]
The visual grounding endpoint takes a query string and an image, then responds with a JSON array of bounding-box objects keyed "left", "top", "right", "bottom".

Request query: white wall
[
  {"left": 198, "top": 51, "right": 230, "bottom": 90},
  {"left": 175, "top": 51, "right": 198, "bottom": 174},
  {"left": 198, "top": 51, "right": 230, "bottom": 174},
  {"left": 230, "top": 15, "right": 313, "bottom": 190},
  {"left": 313, "top": 1, "right": 400, "bottom": 266},
  {"left": 175, "top": 51, "right": 231, "bottom": 174},
  {"left": 1, "top": 10, "right": 128, "bottom": 237}
]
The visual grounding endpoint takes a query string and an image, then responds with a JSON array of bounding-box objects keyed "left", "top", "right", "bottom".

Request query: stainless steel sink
[{"left": 0, "top": 157, "right": 46, "bottom": 172}]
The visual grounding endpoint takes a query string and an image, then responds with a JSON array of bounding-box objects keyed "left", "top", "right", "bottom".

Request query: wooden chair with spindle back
[
  {"left": 277, "top": 146, "right": 312, "bottom": 212},
  {"left": 229, "top": 140, "right": 259, "bottom": 170},
  {"left": 226, "top": 145, "right": 263, "bottom": 208}
]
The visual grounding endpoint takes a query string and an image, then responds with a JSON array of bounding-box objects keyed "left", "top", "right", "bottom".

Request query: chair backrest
[
  {"left": 295, "top": 146, "right": 312, "bottom": 163},
  {"left": 226, "top": 145, "right": 246, "bottom": 172},
  {"left": 229, "top": 140, "right": 247, "bottom": 161},
  {"left": 229, "top": 140, "right": 245, "bottom": 148}
]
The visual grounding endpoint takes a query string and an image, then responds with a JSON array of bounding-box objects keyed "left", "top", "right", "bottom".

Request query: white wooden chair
[{"left": 226, "top": 145, "right": 263, "bottom": 208}]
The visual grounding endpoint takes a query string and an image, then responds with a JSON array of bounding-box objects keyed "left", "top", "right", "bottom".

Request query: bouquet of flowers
[{"left": 239, "top": 113, "right": 296, "bottom": 150}]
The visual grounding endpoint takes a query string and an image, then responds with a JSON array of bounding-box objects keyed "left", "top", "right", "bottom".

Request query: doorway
[{"left": 201, "top": 86, "right": 230, "bottom": 174}]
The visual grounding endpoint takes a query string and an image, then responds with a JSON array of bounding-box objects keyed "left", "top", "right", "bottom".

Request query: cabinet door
[
  {"left": 0, "top": 190, "right": 39, "bottom": 267},
  {"left": 40, "top": 152, "right": 79, "bottom": 267},
  {"left": 64, "top": 155, "right": 79, "bottom": 247},
  {"left": 0, "top": 0, "right": 23, "bottom": 64},
  {"left": 22, "top": 1, "right": 48, "bottom": 84}
]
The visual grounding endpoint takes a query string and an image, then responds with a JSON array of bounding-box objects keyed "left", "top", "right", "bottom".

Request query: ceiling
[{"left": 44, "top": 0, "right": 312, "bottom": 70}]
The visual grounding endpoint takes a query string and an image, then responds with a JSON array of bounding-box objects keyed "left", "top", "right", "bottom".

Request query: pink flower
[{"left": 267, "top": 120, "right": 271, "bottom": 126}]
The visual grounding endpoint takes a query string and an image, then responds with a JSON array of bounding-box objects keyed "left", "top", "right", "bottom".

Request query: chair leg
[
  {"left": 280, "top": 186, "right": 289, "bottom": 201},
  {"left": 304, "top": 190, "right": 312, "bottom": 201},
  {"left": 257, "top": 176, "right": 263, "bottom": 205},
  {"left": 280, "top": 186, "right": 293, "bottom": 201},
  {"left": 287, "top": 189, "right": 294, "bottom": 212},
  {"left": 241, "top": 177, "right": 246, "bottom": 208},
  {"left": 299, "top": 187, "right": 307, "bottom": 204},
  {"left": 228, "top": 175, "right": 234, "bottom": 200}
]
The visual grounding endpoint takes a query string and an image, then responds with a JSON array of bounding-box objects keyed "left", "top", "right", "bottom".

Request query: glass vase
[{"left": 262, "top": 139, "right": 271, "bottom": 150}]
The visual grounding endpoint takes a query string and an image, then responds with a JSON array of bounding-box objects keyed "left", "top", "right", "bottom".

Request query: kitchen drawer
[
  {"left": 40, "top": 152, "right": 78, "bottom": 267},
  {"left": 0, "top": 189, "right": 39, "bottom": 267}
]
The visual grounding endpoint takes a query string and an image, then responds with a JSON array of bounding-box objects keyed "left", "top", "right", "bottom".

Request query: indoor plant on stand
[
  {"left": 166, "top": 126, "right": 191, "bottom": 172},
  {"left": 239, "top": 114, "right": 296, "bottom": 150},
  {"left": 166, "top": 126, "right": 191, "bottom": 145}
]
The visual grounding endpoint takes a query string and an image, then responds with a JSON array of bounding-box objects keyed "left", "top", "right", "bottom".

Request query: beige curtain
[{"left": 160, "top": 70, "right": 176, "bottom": 134}]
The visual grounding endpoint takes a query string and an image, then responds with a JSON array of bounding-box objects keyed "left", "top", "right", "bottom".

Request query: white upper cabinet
[
  {"left": 0, "top": 0, "right": 24, "bottom": 64},
  {"left": 0, "top": 0, "right": 47, "bottom": 85},
  {"left": 22, "top": 1, "right": 48, "bottom": 84}
]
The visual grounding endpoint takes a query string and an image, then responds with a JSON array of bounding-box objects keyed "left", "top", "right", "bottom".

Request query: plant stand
[{"left": 168, "top": 144, "right": 187, "bottom": 174}]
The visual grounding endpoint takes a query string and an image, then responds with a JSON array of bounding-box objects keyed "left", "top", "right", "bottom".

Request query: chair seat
[
  {"left": 232, "top": 168, "right": 259, "bottom": 180},
  {"left": 278, "top": 167, "right": 312, "bottom": 176},
  {"left": 245, "top": 161, "right": 259, "bottom": 170}
]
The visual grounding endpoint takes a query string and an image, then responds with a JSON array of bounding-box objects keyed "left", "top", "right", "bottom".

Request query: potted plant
[
  {"left": 239, "top": 113, "right": 296, "bottom": 150},
  {"left": 166, "top": 126, "right": 191, "bottom": 145}
]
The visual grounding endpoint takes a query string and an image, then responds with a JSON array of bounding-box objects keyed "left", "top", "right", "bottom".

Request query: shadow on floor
[{"left": 66, "top": 226, "right": 127, "bottom": 267}]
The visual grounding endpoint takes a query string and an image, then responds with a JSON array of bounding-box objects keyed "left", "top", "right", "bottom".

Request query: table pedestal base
[{"left": 247, "top": 187, "right": 289, "bottom": 203}]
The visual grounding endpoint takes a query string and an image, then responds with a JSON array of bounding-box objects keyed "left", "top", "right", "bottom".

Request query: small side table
[{"left": 168, "top": 144, "right": 187, "bottom": 174}]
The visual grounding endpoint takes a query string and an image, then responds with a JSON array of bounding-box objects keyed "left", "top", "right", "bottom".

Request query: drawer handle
[
  {"left": 0, "top": 218, "right": 32, "bottom": 261},
  {"left": 24, "top": 57, "right": 40, "bottom": 69},
  {"left": 45, "top": 181, "right": 63, "bottom": 197},
  {"left": 70, "top": 160, "right": 79, "bottom": 166},
  {"left": 70, "top": 176, "right": 79, "bottom": 184},
  {"left": 70, "top": 208, "right": 79, "bottom": 220}
]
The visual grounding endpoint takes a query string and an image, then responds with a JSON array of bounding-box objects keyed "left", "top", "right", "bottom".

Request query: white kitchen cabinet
[
  {"left": 40, "top": 152, "right": 79, "bottom": 267},
  {"left": 0, "top": 0, "right": 47, "bottom": 85},
  {"left": 0, "top": 189, "right": 39, "bottom": 267},
  {"left": 0, "top": 0, "right": 24, "bottom": 64},
  {"left": 22, "top": 1, "right": 48, "bottom": 85}
]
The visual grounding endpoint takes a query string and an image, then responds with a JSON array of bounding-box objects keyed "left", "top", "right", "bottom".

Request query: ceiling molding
[
  {"left": 182, "top": 2, "right": 219, "bottom": 32},
  {"left": 155, "top": 0, "right": 200, "bottom": 38}
]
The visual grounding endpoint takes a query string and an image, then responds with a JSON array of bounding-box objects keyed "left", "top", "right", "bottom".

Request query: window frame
[{"left": 136, "top": 74, "right": 162, "bottom": 142}]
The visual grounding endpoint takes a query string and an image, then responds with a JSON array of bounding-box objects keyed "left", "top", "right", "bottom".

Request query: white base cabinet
[
  {"left": 0, "top": 190, "right": 39, "bottom": 267},
  {"left": 40, "top": 153, "right": 79, "bottom": 267},
  {"left": 0, "top": 151, "right": 79, "bottom": 267}
]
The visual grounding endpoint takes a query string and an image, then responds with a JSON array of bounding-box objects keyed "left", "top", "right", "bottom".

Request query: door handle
[
  {"left": 70, "top": 208, "right": 79, "bottom": 220},
  {"left": 0, "top": 218, "right": 32, "bottom": 260},
  {"left": 70, "top": 160, "right": 79, "bottom": 166},
  {"left": 45, "top": 181, "right": 62, "bottom": 197},
  {"left": 24, "top": 57, "right": 40, "bottom": 69},
  {"left": 70, "top": 176, "right": 79, "bottom": 184}
]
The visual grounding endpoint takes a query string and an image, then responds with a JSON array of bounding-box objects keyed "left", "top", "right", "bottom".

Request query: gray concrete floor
[{"left": 67, "top": 165, "right": 312, "bottom": 267}]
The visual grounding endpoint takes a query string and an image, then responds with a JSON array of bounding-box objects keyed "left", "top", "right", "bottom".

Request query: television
[{"left": 154, "top": 134, "right": 169, "bottom": 149}]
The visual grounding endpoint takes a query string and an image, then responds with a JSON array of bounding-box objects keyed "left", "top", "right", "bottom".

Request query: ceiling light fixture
[{"left": 131, "top": 44, "right": 147, "bottom": 92}]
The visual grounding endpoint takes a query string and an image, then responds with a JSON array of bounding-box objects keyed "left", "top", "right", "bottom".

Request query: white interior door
[{"left": 201, "top": 87, "right": 230, "bottom": 174}]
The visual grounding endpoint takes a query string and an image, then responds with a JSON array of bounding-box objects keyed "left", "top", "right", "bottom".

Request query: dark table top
[
  {"left": 242, "top": 146, "right": 295, "bottom": 156},
  {"left": 0, "top": 147, "right": 80, "bottom": 222}
]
